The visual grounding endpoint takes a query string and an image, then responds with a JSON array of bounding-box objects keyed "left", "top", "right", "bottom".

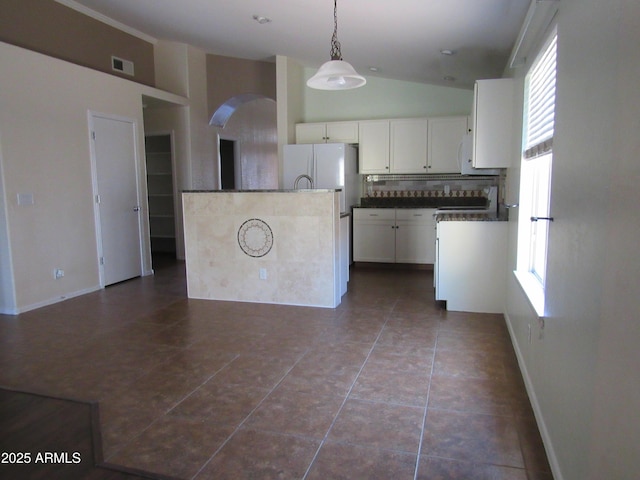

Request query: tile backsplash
[{"left": 362, "top": 174, "right": 503, "bottom": 200}]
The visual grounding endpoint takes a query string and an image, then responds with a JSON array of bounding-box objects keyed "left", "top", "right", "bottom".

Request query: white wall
[
  {"left": 187, "top": 46, "right": 217, "bottom": 190},
  {"left": 504, "top": 1, "right": 640, "bottom": 479},
  {"left": 0, "top": 42, "right": 185, "bottom": 313},
  {"left": 276, "top": 56, "right": 305, "bottom": 186},
  {"left": 0, "top": 140, "right": 16, "bottom": 310},
  {"left": 302, "top": 70, "right": 474, "bottom": 122}
]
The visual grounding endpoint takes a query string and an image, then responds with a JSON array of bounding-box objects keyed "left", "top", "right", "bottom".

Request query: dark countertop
[
  {"left": 353, "top": 204, "right": 508, "bottom": 221},
  {"left": 435, "top": 211, "right": 508, "bottom": 222}
]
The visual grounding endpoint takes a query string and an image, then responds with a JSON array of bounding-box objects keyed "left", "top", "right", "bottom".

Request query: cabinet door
[
  {"left": 353, "top": 209, "right": 395, "bottom": 262},
  {"left": 359, "top": 120, "right": 390, "bottom": 174},
  {"left": 390, "top": 118, "right": 428, "bottom": 173},
  {"left": 395, "top": 209, "right": 436, "bottom": 264},
  {"left": 296, "top": 123, "right": 327, "bottom": 144},
  {"left": 436, "top": 221, "right": 508, "bottom": 313},
  {"left": 472, "top": 79, "right": 514, "bottom": 168},
  {"left": 326, "top": 121, "right": 359, "bottom": 143},
  {"left": 428, "top": 116, "right": 468, "bottom": 173}
]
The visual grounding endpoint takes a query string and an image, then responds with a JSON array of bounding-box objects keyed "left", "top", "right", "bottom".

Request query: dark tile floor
[{"left": 0, "top": 258, "right": 552, "bottom": 480}]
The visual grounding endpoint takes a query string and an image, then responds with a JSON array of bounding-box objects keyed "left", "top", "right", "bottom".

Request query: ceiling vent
[{"left": 111, "top": 56, "right": 134, "bottom": 76}]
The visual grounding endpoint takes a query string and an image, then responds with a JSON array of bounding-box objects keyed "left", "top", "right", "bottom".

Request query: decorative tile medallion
[{"left": 237, "top": 218, "right": 274, "bottom": 258}]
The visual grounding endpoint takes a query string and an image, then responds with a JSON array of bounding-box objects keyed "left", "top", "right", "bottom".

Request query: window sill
[{"left": 513, "top": 270, "right": 546, "bottom": 318}]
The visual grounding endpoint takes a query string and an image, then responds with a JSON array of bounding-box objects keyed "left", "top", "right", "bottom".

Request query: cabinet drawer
[
  {"left": 353, "top": 208, "right": 395, "bottom": 221},
  {"left": 395, "top": 208, "right": 436, "bottom": 222}
]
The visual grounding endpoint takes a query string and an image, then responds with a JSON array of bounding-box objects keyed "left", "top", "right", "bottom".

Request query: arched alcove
[
  {"left": 210, "top": 95, "right": 278, "bottom": 190},
  {"left": 209, "top": 94, "right": 274, "bottom": 128}
]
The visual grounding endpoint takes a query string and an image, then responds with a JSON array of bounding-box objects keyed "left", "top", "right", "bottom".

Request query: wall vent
[{"left": 111, "top": 56, "right": 134, "bottom": 76}]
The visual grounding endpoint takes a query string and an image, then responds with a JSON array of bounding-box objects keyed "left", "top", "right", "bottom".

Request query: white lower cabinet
[
  {"left": 435, "top": 220, "right": 508, "bottom": 313},
  {"left": 354, "top": 208, "right": 436, "bottom": 264},
  {"left": 339, "top": 214, "right": 350, "bottom": 296},
  {"left": 353, "top": 208, "right": 396, "bottom": 262}
]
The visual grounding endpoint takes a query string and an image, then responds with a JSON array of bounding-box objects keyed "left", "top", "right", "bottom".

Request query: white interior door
[{"left": 91, "top": 113, "right": 142, "bottom": 286}]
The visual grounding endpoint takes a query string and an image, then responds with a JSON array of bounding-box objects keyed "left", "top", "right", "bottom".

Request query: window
[{"left": 516, "top": 33, "right": 557, "bottom": 316}]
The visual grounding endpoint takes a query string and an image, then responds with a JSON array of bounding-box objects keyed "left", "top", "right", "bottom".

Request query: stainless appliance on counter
[{"left": 283, "top": 143, "right": 360, "bottom": 213}]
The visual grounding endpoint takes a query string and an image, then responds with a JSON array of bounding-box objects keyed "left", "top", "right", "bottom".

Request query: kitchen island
[{"left": 182, "top": 190, "right": 344, "bottom": 308}]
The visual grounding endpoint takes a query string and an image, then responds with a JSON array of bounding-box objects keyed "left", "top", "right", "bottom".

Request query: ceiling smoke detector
[{"left": 252, "top": 15, "right": 271, "bottom": 24}]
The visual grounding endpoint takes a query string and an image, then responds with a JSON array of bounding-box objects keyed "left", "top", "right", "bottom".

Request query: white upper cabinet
[
  {"left": 296, "top": 121, "right": 359, "bottom": 144},
  {"left": 428, "top": 116, "right": 468, "bottom": 173},
  {"left": 358, "top": 120, "right": 391, "bottom": 174},
  {"left": 326, "top": 122, "right": 359, "bottom": 143},
  {"left": 390, "top": 118, "right": 429, "bottom": 174},
  {"left": 472, "top": 78, "right": 515, "bottom": 168},
  {"left": 295, "top": 123, "right": 327, "bottom": 144},
  {"left": 299, "top": 115, "right": 469, "bottom": 175}
]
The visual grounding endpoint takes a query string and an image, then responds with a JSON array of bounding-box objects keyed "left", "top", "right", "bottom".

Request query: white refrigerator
[{"left": 282, "top": 143, "right": 360, "bottom": 213}]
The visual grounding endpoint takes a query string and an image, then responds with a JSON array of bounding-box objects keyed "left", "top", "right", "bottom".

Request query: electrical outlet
[
  {"left": 259, "top": 268, "right": 267, "bottom": 280},
  {"left": 54, "top": 269, "right": 64, "bottom": 279}
]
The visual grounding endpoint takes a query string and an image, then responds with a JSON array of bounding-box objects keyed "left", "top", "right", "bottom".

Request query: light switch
[{"left": 17, "top": 193, "right": 34, "bottom": 206}]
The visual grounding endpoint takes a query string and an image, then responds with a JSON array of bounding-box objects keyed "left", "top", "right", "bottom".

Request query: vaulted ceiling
[{"left": 65, "top": 0, "right": 531, "bottom": 89}]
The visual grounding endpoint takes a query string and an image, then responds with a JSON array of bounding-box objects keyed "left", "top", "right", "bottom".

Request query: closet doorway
[{"left": 145, "top": 134, "right": 176, "bottom": 258}]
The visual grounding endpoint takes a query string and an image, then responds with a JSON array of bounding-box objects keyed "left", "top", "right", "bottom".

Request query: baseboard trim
[
  {"left": 504, "top": 311, "right": 564, "bottom": 480},
  {"left": 1, "top": 285, "right": 102, "bottom": 315}
]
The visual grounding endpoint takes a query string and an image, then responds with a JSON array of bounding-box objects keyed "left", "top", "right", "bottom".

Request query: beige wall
[
  {"left": 183, "top": 191, "right": 340, "bottom": 308},
  {"left": 0, "top": 42, "right": 185, "bottom": 313},
  {"left": 504, "top": 0, "right": 640, "bottom": 479},
  {"left": 214, "top": 99, "right": 278, "bottom": 190},
  {"left": 206, "top": 54, "right": 277, "bottom": 116},
  {"left": 0, "top": 0, "right": 155, "bottom": 86}
]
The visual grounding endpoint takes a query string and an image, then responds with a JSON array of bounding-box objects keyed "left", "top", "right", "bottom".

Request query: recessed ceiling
[{"left": 63, "top": 0, "right": 530, "bottom": 89}]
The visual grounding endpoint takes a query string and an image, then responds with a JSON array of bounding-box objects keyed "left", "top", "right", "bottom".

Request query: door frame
[
  {"left": 144, "top": 130, "right": 179, "bottom": 258},
  {"left": 217, "top": 133, "right": 241, "bottom": 189},
  {"left": 88, "top": 110, "right": 145, "bottom": 287}
]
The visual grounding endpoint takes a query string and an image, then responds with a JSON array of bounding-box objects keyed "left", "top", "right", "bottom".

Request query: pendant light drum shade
[
  {"left": 307, "top": 60, "right": 366, "bottom": 90},
  {"left": 307, "top": 0, "right": 366, "bottom": 90}
]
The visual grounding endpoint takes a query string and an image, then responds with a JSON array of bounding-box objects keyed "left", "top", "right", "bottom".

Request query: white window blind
[{"left": 524, "top": 35, "right": 557, "bottom": 159}]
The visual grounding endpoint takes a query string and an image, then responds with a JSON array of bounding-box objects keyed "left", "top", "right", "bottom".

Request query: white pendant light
[{"left": 307, "top": 0, "right": 366, "bottom": 90}]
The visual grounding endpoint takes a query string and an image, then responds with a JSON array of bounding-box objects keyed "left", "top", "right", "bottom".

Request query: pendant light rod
[
  {"left": 330, "top": 0, "right": 342, "bottom": 60},
  {"left": 307, "top": 0, "right": 366, "bottom": 90}
]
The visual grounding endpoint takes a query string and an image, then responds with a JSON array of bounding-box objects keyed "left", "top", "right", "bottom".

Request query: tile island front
[{"left": 182, "top": 190, "right": 345, "bottom": 308}]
